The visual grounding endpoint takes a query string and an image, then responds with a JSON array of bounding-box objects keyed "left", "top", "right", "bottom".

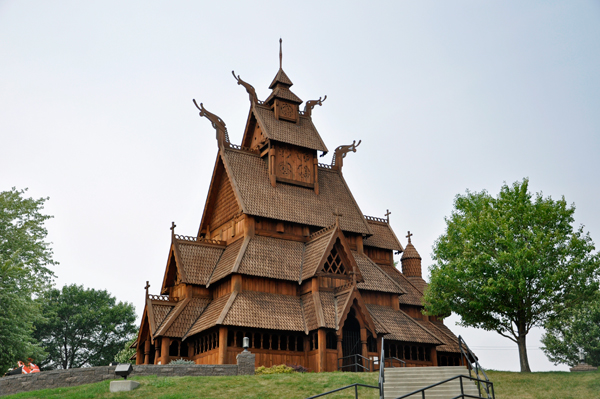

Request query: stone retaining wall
[{"left": 1, "top": 353, "right": 255, "bottom": 397}]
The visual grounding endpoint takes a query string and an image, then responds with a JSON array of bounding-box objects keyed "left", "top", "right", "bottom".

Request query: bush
[
  {"left": 255, "top": 364, "right": 295, "bottom": 375},
  {"left": 170, "top": 358, "right": 196, "bottom": 365},
  {"left": 286, "top": 364, "right": 308, "bottom": 373}
]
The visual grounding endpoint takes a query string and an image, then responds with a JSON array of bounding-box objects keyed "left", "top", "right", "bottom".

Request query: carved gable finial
[
  {"left": 193, "top": 100, "right": 229, "bottom": 148},
  {"left": 232, "top": 71, "right": 259, "bottom": 105},
  {"left": 333, "top": 209, "right": 343, "bottom": 227},
  {"left": 332, "top": 140, "right": 361, "bottom": 171},
  {"left": 304, "top": 95, "right": 327, "bottom": 117}
]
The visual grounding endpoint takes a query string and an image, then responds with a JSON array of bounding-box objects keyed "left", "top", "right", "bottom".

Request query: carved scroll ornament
[
  {"left": 232, "top": 71, "right": 259, "bottom": 105},
  {"left": 193, "top": 99, "right": 230, "bottom": 147},
  {"left": 303, "top": 95, "right": 327, "bottom": 117},
  {"left": 332, "top": 140, "right": 361, "bottom": 170}
]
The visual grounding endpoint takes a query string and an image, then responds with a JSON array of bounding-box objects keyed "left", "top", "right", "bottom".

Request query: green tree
[
  {"left": 34, "top": 284, "right": 137, "bottom": 369},
  {"left": 114, "top": 337, "right": 137, "bottom": 364},
  {"left": 0, "top": 254, "right": 45, "bottom": 373},
  {"left": 0, "top": 188, "right": 56, "bottom": 290},
  {"left": 0, "top": 188, "right": 56, "bottom": 372},
  {"left": 424, "top": 179, "right": 600, "bottom": 372},
  {"left": 541, "top": 294, "right": 600, "bottom": 367}
]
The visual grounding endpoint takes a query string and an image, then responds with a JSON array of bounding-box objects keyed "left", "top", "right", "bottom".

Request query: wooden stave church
[{"left": 135, "top": 48, "right": 463, "bottom": 372}]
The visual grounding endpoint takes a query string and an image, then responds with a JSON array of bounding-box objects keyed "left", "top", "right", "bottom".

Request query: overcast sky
[{"left": 2, "top": 1, "right": 599, "bottom": 372}]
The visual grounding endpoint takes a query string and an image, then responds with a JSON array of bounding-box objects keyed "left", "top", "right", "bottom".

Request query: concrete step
[{"left": 382, "top": 366, "right": 484, "bottom": 399}]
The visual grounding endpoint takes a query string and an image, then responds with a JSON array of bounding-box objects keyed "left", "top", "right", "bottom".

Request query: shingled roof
[
  {"left": 176, "top": 240, "right": 224, "bottom": 285},
  {"left": 184, "top": 293, "right": 233, "bottom": 338},
  {"left": 149, "top": 301, "right": 175, "bottom": 336},
  {"left": 367, "top": 304, "right": 442, "bottom": 345},
  {"left": 155, "top": 297, "right": 211, "bottom": 338},
  {"left": 416, "top": 320, "right": 461, "bottom": 353},
  {"left": 237, "top": 235, "right": 304, "bottom": 281},
  {"left": 252, "top": 106, "right": 327, "bottom": 152},
  {"left": 352, "top": 251, "right": 404, "bottom": 294},
  {"left": 222, "top": 148, "right": 370, "bottom": 234},
  {"left": 363, "top": 220, "right": 404, "bottom": 252},
  {"left": 222, "top": 291, "right": 305, "bottom": 332},
  {"left": 378, "top": 264, "right": 424, "bottom": 306}
]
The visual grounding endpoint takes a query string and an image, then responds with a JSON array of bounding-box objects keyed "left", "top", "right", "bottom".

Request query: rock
[{"left": 109, "top": 380, "right": 140, "bottom": 392}]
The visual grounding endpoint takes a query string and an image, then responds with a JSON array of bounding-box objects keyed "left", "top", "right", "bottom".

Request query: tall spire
[{"left": 279, "top": 38, "right": 282, "bottom": 69}]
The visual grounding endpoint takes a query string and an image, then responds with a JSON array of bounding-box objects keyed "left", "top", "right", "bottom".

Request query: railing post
[
  {"left": 354, "top": 384, "right": 358, "bottom": 399},
  {"left": 460, "top": 376, "right": 464, "bottom": 397}
]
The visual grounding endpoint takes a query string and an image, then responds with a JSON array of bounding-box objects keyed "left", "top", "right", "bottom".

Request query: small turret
[{"left": 401, "top": 231, "right": 422, "bottom": 278}]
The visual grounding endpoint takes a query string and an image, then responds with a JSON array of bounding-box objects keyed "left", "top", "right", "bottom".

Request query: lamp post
[
  {"left": 243, "top": 337, "right": 250, "bottom": 352},
  {"left": 579, "top": 348, "right": 585, "bottom": 364}
]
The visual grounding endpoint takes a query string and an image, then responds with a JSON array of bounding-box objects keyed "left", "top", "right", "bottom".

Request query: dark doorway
[{"left": 341, "top": 308, "right": 363, "bottom": 371}]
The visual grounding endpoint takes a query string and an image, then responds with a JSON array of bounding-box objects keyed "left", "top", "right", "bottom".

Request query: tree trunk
[{"left": 517, "top": 333, "right": 531, "bottom": 372}]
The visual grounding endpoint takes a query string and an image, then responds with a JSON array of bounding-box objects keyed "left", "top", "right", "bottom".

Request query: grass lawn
[{"left": 3, "top": 369, "right": 599, "bottom": 399}]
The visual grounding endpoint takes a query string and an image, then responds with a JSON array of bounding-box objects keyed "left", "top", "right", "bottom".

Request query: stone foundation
[{"left": 1, "top": 356, "right": 254, "bottom": 397}]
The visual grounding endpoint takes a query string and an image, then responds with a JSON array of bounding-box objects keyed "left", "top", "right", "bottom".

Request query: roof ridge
[
  {"left": 308, "top": 223, "right": 336, "bottom": 240},
  {"left": 175, "top": 235, "right": 227, "bottom": 247}
]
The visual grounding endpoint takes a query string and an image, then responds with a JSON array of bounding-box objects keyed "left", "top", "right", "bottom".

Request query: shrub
[
  {"left": 255, "top": 364, "right": 295, "bottom": 375},
  {"left": 286, "top": 363, "right": 308, "bottom": 373}
]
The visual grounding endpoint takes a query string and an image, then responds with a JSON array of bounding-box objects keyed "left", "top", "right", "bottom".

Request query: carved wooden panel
[
  {"left": 273, "top": 144, "right": 314, "bottom": 186},
  {"left": 275, "top": 100, "right": 298, "bottom": 123}
]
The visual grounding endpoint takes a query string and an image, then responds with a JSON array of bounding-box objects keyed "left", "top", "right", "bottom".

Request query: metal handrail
[
  {"left": 384, "top": 356, "right": 406, "bottom": 368},
  {"left": 391, "top": 374, "right": 496, "bottom": 399},
  {"left": 378, "top": 336, "right": 385, "bottom": 399},
  {"left": 458, "top": 336, "right": 492, "bottom": 399},
  {"left": 305, "top": 383, "right": 379, "bottom": 399},
  {"left": 338, "top": 353, "right": 371, "bottom": 372}
]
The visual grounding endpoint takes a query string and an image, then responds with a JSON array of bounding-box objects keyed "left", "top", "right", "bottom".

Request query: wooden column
[
  {"left": 317, "top": 329, "right": 327, "bottom": 372},
  {"left": 161, "top": 336, "right": 170, "bottom": 365},
  {"left": 337, "top": 335, "right": 343, "bottom": 371},
  {"left": 360, "top": 328, "right": 368, "bottom": 364},
  {"left": 136, "top": 341, "right": 144, "bottom": 365},
  {"left": 144, "top": 339, "right": 151, "bottom": 365},
  {"left": 431, "top": 347, "right": 438, "bottom": 366},
  {"left": 218, "top": 326, "right": 228, "bottom": 364},
  {"left": 154, "top": 339, "right": 160, "bottom": 364}
]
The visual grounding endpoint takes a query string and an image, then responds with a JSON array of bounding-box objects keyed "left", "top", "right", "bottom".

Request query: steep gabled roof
[
  {"left": 269, "top": 68, "right": 293, "bottom": 88},
  {"left": 378, "top": 264, "right": 424, "bottom": 306},
  {"left": 252, "top": 106, "right": 327, "bottom": 152},
  {"left": 352, "top": 251, "right": 405, "bottom": 294},
  {"left": 237, "top": 235, "right": 304, "bottom": 281},
  {"left": 363, "top": 220, "right": 404, "bottom": 252},
  {"left": 416, "top": 320, "right": 461, "bottom": 353},
  {"left": 206, "top": 237, "right": 246, "bottom": 286},
  {"left": 176, "top": 240, "right": 225, "bottom": 285},
  {"left": 155, "top": 297, "right": 211, "bottom": 338},
  {"left": 221, "top": 148, "right": 370, "bottom": 234},
  {"left": 222, "top": 291, "right": 305, "bottom": 332},
  {"left": 184, "top": 293, "right": 234, "bottom": 339},
  {"left": 366, "top": 304, "right": 442, "bottom": 345},
  {"left": 299, "top": 224, "right": 363, "bottom": 282}
]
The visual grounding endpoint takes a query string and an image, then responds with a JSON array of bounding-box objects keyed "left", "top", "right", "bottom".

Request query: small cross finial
[
  {"left": 145, "top": 281, "right": 150, "bottom": 297},
  {"left": 385, "top": 209, "right": 391, "bottom": 222},
  {"left": 170, "top": 221, "right": 176, "bottom": 235},
  {"left": 333, "top": 209, "right": 343, "bottom": 227},
  {"left": 406, "top": 231, "right": 413, "bottom": 244},
  {"left": 279, "top": 38, "right": 283, "bottom": 69}
]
